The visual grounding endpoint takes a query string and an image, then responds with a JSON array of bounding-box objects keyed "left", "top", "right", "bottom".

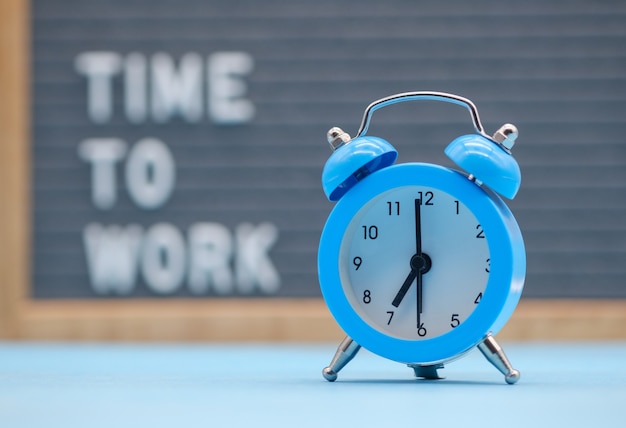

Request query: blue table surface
[{"left": 1, "top": 341, "right": 625, "bottom": 428}]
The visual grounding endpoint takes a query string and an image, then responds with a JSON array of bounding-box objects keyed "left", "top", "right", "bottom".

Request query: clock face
[{"left": 339, "top": 185, "right": 490, "bottom": 341}]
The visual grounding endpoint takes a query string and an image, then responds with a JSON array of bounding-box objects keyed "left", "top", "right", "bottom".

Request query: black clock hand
[
  {"left": 392, "top": 269, "right": 416, "bottom": 308},
  {"left": 416, "top": 268, "right": 423, "bottom": 328},
  {"left": 391, "top": 198, "right": 424, "bottom": 309},
  {"left": 415, "top": 198, "right": 422, "bottom": 255},
  {"left": 414, "top": 198, "right": 423, "bottom": 327}
]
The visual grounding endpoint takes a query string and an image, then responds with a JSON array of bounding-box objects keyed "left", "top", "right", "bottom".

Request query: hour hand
[{"left": 392, "top": 269, "right": 416, "bottom": 308}]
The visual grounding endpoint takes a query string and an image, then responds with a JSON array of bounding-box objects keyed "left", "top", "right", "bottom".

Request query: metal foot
[
  {"left": 477, "top": 333, "right": 520, "bottom": 384},
  {"left": 322, "top": 336, "right": 361, "bottom": 382},
  {"left": 408, "top": 363, "right": 445, "bottom": 380}
]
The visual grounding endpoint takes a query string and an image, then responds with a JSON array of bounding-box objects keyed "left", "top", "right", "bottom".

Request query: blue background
[{"left": 1, "top": 342, "right": 624, "bottom": 427}]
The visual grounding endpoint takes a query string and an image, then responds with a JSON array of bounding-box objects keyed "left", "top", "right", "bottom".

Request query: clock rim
[{"left": 318, "top": 163, "right": 526, "bottom": 364}]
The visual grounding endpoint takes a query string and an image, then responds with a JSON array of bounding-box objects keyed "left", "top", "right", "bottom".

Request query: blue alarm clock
[{"left": 318, "top": 92, "right": 525, "bottom": 384}]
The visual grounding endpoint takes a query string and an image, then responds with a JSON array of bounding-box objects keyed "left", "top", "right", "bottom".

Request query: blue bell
[
  {"left": 322, "top": 127, "right": 398, "bottom": 201},
  {"left": 445, "top": 124, "right": 521, "bottom": 199}
]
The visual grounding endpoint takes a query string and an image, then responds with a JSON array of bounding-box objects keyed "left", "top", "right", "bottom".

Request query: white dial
[{"left": 339, "top": 185, "right": 490, "bottom": 340}]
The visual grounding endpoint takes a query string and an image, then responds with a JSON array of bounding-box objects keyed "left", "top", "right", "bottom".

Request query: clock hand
[
  {"left": 391, "top": 198, "right": 432, "bottom": 329},
  {"left": 416, "top": 267, "right": 423, "bottom": 328},
  {"left": 413, "top": 253, "right": 432, "bottom": 327},
  {"left": 414, "top": 198, "right": 423, "bottom": 328},
  {"left": 391, "top": 198, "right": 426, "bottom": 309},
  {"left": 392, "top": 269, "right": 417, "bottom": 308},
  {"left": 415, "top": 198, "right": 422, "bottom": 255}
]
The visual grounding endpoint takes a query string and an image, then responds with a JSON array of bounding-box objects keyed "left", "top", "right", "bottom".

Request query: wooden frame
[
  {"left": 8, "top": 299, "right": 626, "bottom": 342},
  {"left": 0, "top": 0, "right": 30, "bottom": 339},
  {"left": 1, "top": 0, "right": 625, "bottom": 342}
]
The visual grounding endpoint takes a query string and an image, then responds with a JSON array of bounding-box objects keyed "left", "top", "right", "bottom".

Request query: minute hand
[
  {"left": 414, "top": 198, "right": 423, "bottom": 327},
  {"left": 415, "top": 197, "right": 422, "bottom": 255},
  {"left": 391, "top": 198, "right": 424, "bottom": 309}
]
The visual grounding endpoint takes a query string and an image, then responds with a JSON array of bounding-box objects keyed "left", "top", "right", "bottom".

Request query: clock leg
[
  {"left": 322, "top": 336, "right": 361, "bottom": 382},
  {"left": 408, "top": 363, "right": 445, "bottom": 380},
  {"left": 477, "top": 333, "right": 520, "bottom": 384}
]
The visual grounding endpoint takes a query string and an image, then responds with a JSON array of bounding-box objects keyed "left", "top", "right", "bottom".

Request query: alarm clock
[{"left": 318, "top": 92, "right": 525, "bottom": 384}]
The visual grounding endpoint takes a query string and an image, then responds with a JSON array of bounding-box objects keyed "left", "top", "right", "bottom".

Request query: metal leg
[
  {"left": 408, "top": 363, "right": 445, "bottom": 380},
  {"left": 322, "top": 336, "right": 361, "bottom": 382},
  {"left": 477, "top": 333, "right": 520, "bottom": 384}
]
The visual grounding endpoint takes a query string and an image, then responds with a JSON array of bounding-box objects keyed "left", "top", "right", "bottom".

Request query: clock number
[
  {"left": 362, "top": 225, "right": 378, "bottom": 240},
  {"left": 450, "top": 314, "right": 460, "bottom": 328},
  {"left": 417, "top": 191, "right": 434, "bottom": 205},
  {"left": 386, "top": 201, "right": 400, "bottom": 215},
  {"left": 386, "top": 311, "right": 394, "bottom": 325},
  {"left": 474, "top": 292, "right": 483, "bottom": 304},
  {"left": 485, "top": 258, "right": 490, "bottom": 273},
  {"left": 417, "top": 323, "right": 427, "bottom": 337},
  {"left": 363, "top": 289, "right": 372, "bottom": 304},
  {"left": 476, "top": 224, "right": 485, "bottom": 239},
  {"left": 454, "top": 200, "right": 460, "bottom": 215},
  {"left": 353, "top": 256, "right": 362, "bottom": 270}
]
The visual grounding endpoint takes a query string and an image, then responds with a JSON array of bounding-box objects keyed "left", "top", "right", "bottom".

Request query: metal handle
[{"left": 355, "top": 91, "right": 490, "bottom": 139}]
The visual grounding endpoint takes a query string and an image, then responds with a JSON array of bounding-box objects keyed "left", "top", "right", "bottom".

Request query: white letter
[
  {"left": 235, "top": 222, "right": 280, "bottom": 294},
  {"left": 78, "top": 138, "right": 127, "bottom": 210},
  {"left": 83, "top": 223, "right": 143, "bottom": 295},
  {"left": 151, "top": 52, "right": 203, "bottom": 122},
  {"left": 75, "top": 51, "right": 122, "bottom": 123},
  {"left": 141, "top": 223, "right": 186, "bottom": 294},
  {"left": 188, "top": 223, "right": 234, "bottom": 294},
  {"left": 125, "top": 138, "right": 176, "bottom": 210},
  {"left": 124, "top": 52, "right": 147, "bottom": 123},
  {"left": 208, "top": 52, "right": 255, "bottom": 124}
]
